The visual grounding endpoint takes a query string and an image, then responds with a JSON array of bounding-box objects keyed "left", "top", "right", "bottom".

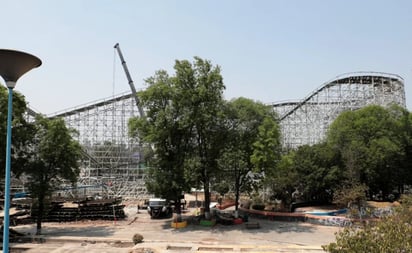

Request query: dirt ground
[{"left": 6, "top": 204, "right": 342, "bottom": 253}]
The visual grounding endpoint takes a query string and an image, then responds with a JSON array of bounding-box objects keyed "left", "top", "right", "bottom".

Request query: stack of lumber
[{"left": 37, "top": 197, "right": 126, "bottom": 222}]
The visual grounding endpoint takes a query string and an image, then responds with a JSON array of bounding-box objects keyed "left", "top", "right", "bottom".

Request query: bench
[{"left": 244, "top": 221, "right": 260, "bottom": 229}]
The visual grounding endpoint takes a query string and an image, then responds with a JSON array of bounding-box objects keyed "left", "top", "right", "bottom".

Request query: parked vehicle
[{"left": 147, "top": 198, "right": 173, "bottom": 218}]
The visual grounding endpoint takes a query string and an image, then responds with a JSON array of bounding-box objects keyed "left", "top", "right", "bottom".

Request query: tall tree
[
  {"left": 180, "top": 57, "right": 226, "bottom": 219},
  {"left": 23, "top": 116, "right": 82, "bottom": 235},
  {"left": 218, "top": 98, "right": 280, "bottom": 215},
  {"left": 251, "top": 116, "right": 282, "bottom": 180},
  {"left": 129, "top": 57, "right": 226, "bottom": 220},
  {"left": 129, "top": 69, "right": 191, "bottom": 221}
]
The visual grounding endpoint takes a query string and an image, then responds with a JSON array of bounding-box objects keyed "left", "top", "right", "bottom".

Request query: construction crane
[{"left": 114, "top": 43, "right": 145, "bottom": 118}]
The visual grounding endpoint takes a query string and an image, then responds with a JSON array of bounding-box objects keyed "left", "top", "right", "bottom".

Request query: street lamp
[{"left": 0, "top": 49, "right": 41, "bottom": 252}]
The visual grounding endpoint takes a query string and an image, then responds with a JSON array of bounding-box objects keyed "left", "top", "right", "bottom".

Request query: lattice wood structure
[{"left": 272, "top": 72, "right": 406, "bottom": 149}]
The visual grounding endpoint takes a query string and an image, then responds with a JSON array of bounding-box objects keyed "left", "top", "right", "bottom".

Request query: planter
[
  {"left": 171, "top": 220, "right": 187, "bottom": 228},
  {"left": 200, "top": 219, "right": 216, "bottom": 226},
  {"left": 233, "top": 218, "right": 243, "bottom": 224}
]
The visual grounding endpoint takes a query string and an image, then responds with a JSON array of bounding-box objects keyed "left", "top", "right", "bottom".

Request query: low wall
[
  {"left": 239, "top": 207, "right": 307, "bottom": 222},
  {"left": 239, "top": 207, "right": 385, "bottom": 227}
]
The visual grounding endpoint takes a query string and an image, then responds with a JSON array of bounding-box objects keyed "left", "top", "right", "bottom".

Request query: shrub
[
  {"left": 323, "top": 194, "right": 412, "bottom": 252},
  {"left": 132, "top": 233, "right": 144, "bottom": 244},
  {"left": 251, "top": 204, "right": 265, "bottom": 211}
]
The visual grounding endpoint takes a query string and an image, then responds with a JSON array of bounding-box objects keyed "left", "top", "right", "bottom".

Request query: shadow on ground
[{"left": 158, "top": 215, "right": 317, "bottom": 235}]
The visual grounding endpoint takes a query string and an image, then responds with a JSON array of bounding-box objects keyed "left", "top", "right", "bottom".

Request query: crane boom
[{"left": 114, "top": 43, "right": 145, "bottom": 118}]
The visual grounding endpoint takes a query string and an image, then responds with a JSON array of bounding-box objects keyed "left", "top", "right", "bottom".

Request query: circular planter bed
[
  {"left": 171, "top": 220, "right": 187, "bottom": 228},
  {"left": 233, "top": 218, "right": 243, "bottom": 224},
  {"left": 200, "top": 219, "right": 216, "bottom": 226}
]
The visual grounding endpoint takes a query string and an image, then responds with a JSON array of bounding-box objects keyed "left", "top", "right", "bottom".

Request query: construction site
[
  {"left": 0, "top": 44, "right": 407, "bottom": 252},
  {"left": 9, "top": 42, "right": 407, "bottom": 219}
]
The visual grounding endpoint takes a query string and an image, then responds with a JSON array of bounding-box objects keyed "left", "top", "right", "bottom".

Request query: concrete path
[{"left": 5, "top": 206, "right": 341, "bottom": 252}]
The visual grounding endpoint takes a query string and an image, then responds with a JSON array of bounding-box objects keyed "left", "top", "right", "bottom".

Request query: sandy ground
[{"left": 5, "top": 205, "right": 342, "bottom": 252}]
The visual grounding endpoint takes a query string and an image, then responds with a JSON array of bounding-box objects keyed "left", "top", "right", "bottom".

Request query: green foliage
[
  {"left": 267, "top": 142, "right": 341, "bottom": 204},
  {"left": 23, "top": 116, "right": 82, "bottom": 234},
  {"left": 216, "top": 98, "right": 281, "bottom": 210},
  {"left": 323, "top": 194, "right": 412, "bottom": 252},
  {"left": 213, "top": 181, "right": 230, "bottom": 197},
  {"left": 0, "top": 87, "right": 33, "bottom": 176},
  {"left": 129, "top": 57, "right": 226, "bottom": 215},
  {"left": 333, "top": 183, "right": 368, "bottom": 209},
  {"left": 266, "top": 152, "right": 298, "bottom": 205},
  {"left": 0, "top": 87, "right": 82, "bottom": 235},
  {"left": 251, "top": 116, "right": 281, "bottom": 177},
  {"left": 327, "top": 105, "right": 406, "bottom": 196}
]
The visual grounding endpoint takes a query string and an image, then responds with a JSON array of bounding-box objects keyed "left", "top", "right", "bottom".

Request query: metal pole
[{"left": 3, "top": 87, "right": 14, "bottom": 253}]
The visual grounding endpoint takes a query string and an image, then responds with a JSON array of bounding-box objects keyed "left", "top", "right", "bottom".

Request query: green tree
[
  {"left": 128, "top": 69, "right": 191, "bottom": 221},
  {"left": 251, "top": 116, "right": 282, "bottom": 183},
  {"left": 0, "top": 86, "right": 34, "bottom": 177},
  {"left": 267, "top": 142, "right": 341, "bottom": 206},
  {"left": 386, "top": 105, "right": 412, "bottom": 192},
  {"left": 327, "top": 105, "right": 405, "bottom": 197},
  {"left": 24, "top": 116, "right": 82, "bottom": 235},
  {"left": 217, "top": 98, "right": 280, "bottom": 215},
  {"left": 323, "top": 194, "right": 412, "bottom": 252},
  {"left": 266, "top": 151, "right": 299, "bottom": 207},
  {"left": 129, "top": 57, "right": 226, "bottom": 220},
  {"left": 293, "top": 143, "right": 342, "bottom": 202},
  {"left": 181, "top": 58, "right": 226, "bottom": 219}
]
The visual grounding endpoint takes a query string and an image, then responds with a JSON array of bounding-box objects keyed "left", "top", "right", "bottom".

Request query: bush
[
  {"left": 132, "top": 233, "right": 144, "bottom": 244},
  {"left": 323, "top": 194, "right": 412, "bottom": 252},
  {"left": 251, "top": 204, "right": 265, "bottom": 211}
]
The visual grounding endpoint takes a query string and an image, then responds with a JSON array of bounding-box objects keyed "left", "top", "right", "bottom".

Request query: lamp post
[{"left": 0, "top": 49, "right": 41, "bottom": 252}]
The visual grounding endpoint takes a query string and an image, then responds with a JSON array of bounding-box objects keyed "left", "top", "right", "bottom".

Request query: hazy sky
[{"left": 2, "top": 0, "right": 412, "bottom": 114}]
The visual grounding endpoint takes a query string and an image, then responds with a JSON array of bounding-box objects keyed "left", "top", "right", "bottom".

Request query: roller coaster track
[{"left": 272, "top": 72, "right": 406, "bottom": 149}]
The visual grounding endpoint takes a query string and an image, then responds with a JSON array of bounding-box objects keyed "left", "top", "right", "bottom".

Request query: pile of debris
[
  {"left": 1, "top": 196, "right": 126, "bottom": 225},
  {"left": 43, "top": 197, "right": 125, "bottom": 222}
]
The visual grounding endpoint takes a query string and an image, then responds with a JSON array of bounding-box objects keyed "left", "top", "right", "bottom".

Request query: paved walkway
[{"left": 5, "top": 207, "right": 341, "bottom": 252}]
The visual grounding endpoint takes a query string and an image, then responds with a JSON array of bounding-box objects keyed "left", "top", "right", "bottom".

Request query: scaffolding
[{"left": 47, "top": 92, "right": 151, "bottom": 200}]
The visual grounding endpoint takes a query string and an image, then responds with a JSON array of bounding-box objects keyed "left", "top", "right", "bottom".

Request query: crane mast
[{"left": 114, "top": 43, "right": 145, "bottom": 118}]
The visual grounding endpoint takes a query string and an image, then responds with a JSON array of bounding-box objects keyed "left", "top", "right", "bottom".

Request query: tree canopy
[
  {"left": 129, "top": 57, "right": 226, "bottom": 219},
  {"left": 129, "top": 58, "right": 283, "bottom": 218},
  {"left": 265, "top": 105, "right": 412, "bottom": 206},
  {"left": 24, "top": 116, "right": 82, "bottom": 234},
  {"left": 327, "top": 105, "right": 411, "bottom": 197},
  {"left": 218, "top": 98, "right": 281, "bottom": 212},
  {"left": 0, "top": 86, "right": 34, "bottom": 177},
  {"left": 0, "top": 86, "right": 82, "bottom": 234}
]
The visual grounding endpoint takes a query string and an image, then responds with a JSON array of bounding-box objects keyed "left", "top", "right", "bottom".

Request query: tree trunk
[
  {"left": 234, "top": 171, "right": 240, "bottom": 218},
  {"left": 204, "top": 180, "right": 211, "bottom": 220},
  {"left": 235, "top": 187, "right": 240, "bottom": 218},
  {"left": 175, "top": 197, "right": 182, "bottom": 222},
  {"left": 36, "top": 194, "right": 44, "bottom": 235}
]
